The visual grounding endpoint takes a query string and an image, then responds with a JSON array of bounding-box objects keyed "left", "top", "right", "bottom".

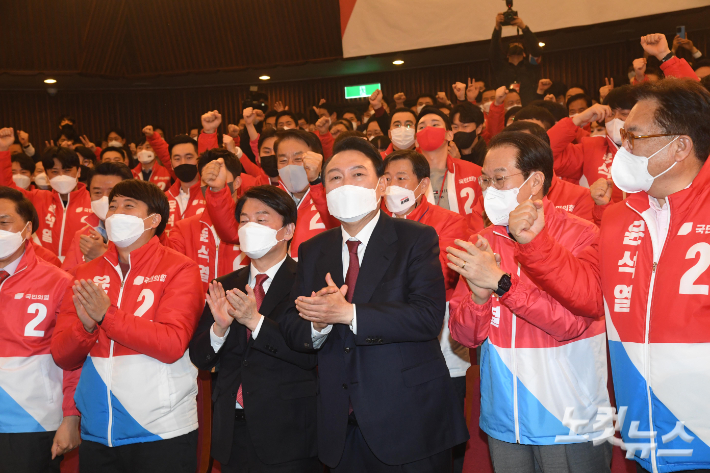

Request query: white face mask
[
  {"left": 238, "top": 222, "right": 284, "bottom": 259},
  {"left": 390, "top": 128, "right": 416, "bottom": 150},
  {"left": 49, "top": 175, "right": 77, "bottom": 194},
  {"left": 480, "top": 101, "right": 492, "bottom": 114},
  {"left": 105, "top": 213, "right": 156, "bottom": 248},
  {"left": 605, "top": 118, "right": 624, "bottom": 145},
  {"left": 34, "top": 173, "right": 50, "bottom": 190},
  {"left": 108, "top": 140, "right": 123, "bottom": 148},
  {"left": 483, "top": 173, "right": 534, "bottom": 226},
  {"left": 278, "top": 164, "right": 310, "bottom": 194},
  {"left": 0, "top": 222, "right": 29, "bottom": 259},
  {"left": 137, "top": 150, "right": 155, "bottom": 164},
  {"left": 326, "top": 185, "right": 380, "bottom": 223},
  {"left": 385, "top": 182, "right": 422, "bottom": 215},
  {"left": 12, "top": 174, "right": 31, "bottom": 190},
  {"left": 611, "top": 137, "right": 679, "bottom": 194},
  {"left": 91, "top": 196, "right": 109, "bottom": 220},
  {"left": 416, "top": 104, "right": 425, "bottom": 115}
]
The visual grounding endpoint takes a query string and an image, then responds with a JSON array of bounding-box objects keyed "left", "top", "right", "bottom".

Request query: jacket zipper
[
  {"left": 512, "top": 262, "right": 521, "bottom": 443},
  {"left": 0, "top": 265, "right": 28, "bottom": 291},
  {"left": 208, "top": 224, "right": 220, "bottom": 279},
  {"left": 57, "top": 194, "right": 70, "bottom": 258},
  {"left": 105, "top": 257, "right": 131, "bottom": 447}
]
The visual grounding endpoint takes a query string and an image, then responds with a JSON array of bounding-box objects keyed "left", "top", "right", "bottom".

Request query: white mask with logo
[
  {"left": 137, "top": 150, "right": 155, "bottom": 164},
  {"left": 385, "top": 182, "right": 422, "bottom": 214}
]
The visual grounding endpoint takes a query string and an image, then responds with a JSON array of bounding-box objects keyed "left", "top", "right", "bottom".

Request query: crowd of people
[{"left": 1, "top": 14, "right": 710, "bottom": 473}]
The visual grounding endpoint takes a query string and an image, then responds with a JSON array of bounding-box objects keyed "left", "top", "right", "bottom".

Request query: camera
[
  {"left": 501, "top": 0, "right": 518, "bottom": 27},
  {"left": 242, "top": 91, "right": 269, "bottom": 113}
]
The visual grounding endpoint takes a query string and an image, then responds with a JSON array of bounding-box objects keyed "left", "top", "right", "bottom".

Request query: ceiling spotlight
[
  {"left": 259, "top": 75, "right": 270, "bottom": 80},
  {"left": 392, "top": 60, "right": 404, "bottom": 65},
  {"left": 44, "top": 78, "right": 57, "bottom": 84},
  {"left": 538, "top": 42, "right": 545, "bottom": 47}
]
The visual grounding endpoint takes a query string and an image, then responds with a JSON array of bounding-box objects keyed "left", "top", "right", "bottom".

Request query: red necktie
[
  {"left": 236, "top": 273, "right": 269, "bottom": 407},
  {"left": 0, "top": 270, "right": 9, "bottom": 286},
  {"left": 345, "top": 240, "right": 360, "bottom": 302}
]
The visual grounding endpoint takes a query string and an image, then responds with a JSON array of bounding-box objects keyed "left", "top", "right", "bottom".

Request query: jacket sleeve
[
  {"left": 317, "top": 131, "right": 334, "bottom": 160},
  {"left": 98, "top": 261, "right": 205, "bottom": 364},
  {"left": 573, "top": 192, "right": 595, "bottom": 223},
  {"left": 188, "top": 303, "right": 222, "bottom": 371},
  {"left": 51, "top": 285, "right": 100, "bottom": 371},
  {"left": 308, "top": 182, "right": 341, "bottom": 230},
  {"left": 592, "top": 202, "right": 610, "bottom": 227},
  {"left": 252, "top": 313, "right": 318, "bottom": 370},
  {"left": 240, "top": 152, "right": 269, "bottom": 181},
  {"left": 205, "top": 187, "right": 239, "bottom": 244},
  {"left": 198, "top": 132, "right": 219, "bottom": 154},
  {"left": 279, "top": 244, "right": 319, "bottom": 353},
  {"left": 60, "top": 233, "right": 86, "bottom": 273},
  {"left": 548, "top": 118, "right": 585, "bottom": 181},
  {"left": 374, "top": 107, "right": 391, "bottom": 134},
  {"left": 0, "top": 150, "right": 12, "bottom": 187},
  {"left": 490, "top": 27, "right": 505, "bottom": 69},
  {"left": 162, "top": 221, "right": 187, "bottom": 254},
  {"left": 147, "top": 133, "right": 175, "bottom": 180},
  {"left": 501, "top": 273, "right": 596, "bottom": 341},
  {"left": 448, "top": 275, "right": 492, "bottom": 348},
  {"left": 61, "top": 368, "right": 81, "bottom": 417},
  {"left": 480, "top": 102, "right": 505, "bottom": 144},
  {"left": 521, "top": 26, "right": 543, "bottom": 58},
  {"left": 660, "top": 56, "right": 699, "bottom": 81},
  {"left": 514, "top": 226, "right": 603, "bottom": 318},
  {"left": 354, "top": 226, "right": 447, "bottom": 344},
  {"left": 437, "top": 215, "right": 470, "bottom": 294}
]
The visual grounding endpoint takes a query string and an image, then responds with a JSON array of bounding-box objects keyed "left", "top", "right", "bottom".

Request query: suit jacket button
[
  {"left": 344, "top": 347, "right": 350, "bottom": 353},
  {"left": 206, "top": 354, "right": 212, "bottom": 360},
  {"left": 231, "top": 392, "right": 237, "bottom": 397},
  {"left": 342, "top": 383, "right": 348, "bottom": 390},
  {"left": 243, "top": 360, "right": 248, "bottom": 366}
]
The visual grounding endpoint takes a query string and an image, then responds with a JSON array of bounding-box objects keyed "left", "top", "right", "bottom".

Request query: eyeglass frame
[
  {"left": 478, "top": 172, "right": 526, "bottom": 191},
  {"left": 620, "top": 128, "right": 678, "bottom": 150}
]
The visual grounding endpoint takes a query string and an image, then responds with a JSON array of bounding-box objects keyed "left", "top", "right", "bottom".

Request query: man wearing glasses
[{"left": 506, "top": 76, "right": 710, "bottom": 473}]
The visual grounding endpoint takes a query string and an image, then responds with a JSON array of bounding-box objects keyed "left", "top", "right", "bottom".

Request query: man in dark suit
[
  {"left": 189, "top": 185, "right": 320, "bottom": 473},
  {"left": 280, "top": 136, "right": 470, "bottom": 472}
]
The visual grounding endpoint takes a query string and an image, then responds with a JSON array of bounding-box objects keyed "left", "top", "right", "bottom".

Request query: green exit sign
[{"left": 344, "top": 83, "right": 381, "bottom": 99}]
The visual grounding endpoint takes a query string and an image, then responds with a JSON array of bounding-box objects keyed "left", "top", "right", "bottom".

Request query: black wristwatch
[
  {"left": 660, "top": 51, "right": 674, "bottom": 64},
  {"left": 494, "top": 273, "right": 512, "bottom": 297}
]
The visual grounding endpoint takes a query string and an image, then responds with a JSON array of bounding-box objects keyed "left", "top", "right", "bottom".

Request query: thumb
[
  {"left": 217, "top": 158, "right": 224, "bottom": 165},
  {"left": 605, "top": 179, "right": 614, "bottom": 197},
  {"left": 245, "top": 284, "right": 255, "bottom": 298},
  {"left": 51, "top": 439, "right": 59, "bottom": 460},
  {"left": 339, "top": 284, "right": 349, "bottom": 297},
  {"left": 325, "top": 272, "right": 337, "bottom": 288},
  {"left": 533, "top": 200, "right": 544, "bottom": 211}
]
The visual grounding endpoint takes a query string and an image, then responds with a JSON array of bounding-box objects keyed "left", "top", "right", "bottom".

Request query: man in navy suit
[{"left": 280, "top": 136, "right": 469, "bottom": 472}]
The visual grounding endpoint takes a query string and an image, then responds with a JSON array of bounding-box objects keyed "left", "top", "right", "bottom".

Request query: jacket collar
[
  {"left": 103, "top": 236, "right": 161, "bottom": 272},
  {"left": 5, "top": 241, "right": 38, "bottom": 277},
  {"left": 168, "top": 179, "right": 201, "bottom": 198}
]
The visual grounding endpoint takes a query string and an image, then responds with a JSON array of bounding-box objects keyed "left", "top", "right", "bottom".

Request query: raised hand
[
  {"left": 572, "top": 103, "right": 612, "bottom": 128},
  {"left": 466, "top": 78, "right": 481, "bottom": 102},
  {"left": 243, "top": 108, "right": 257, "bottom": 127},
  {"left": 452, "top": 82, "right": 466, "bottom": 102},
  {"left": 632, "top": 58, "right": 647, "bottom": 81},
  {"left": 369, "top": 89, "right": 383, "bottom": 110},
  {"left": 494, "top": 85, "right": 508, "bottom": 106},
  {"left": 228, "top": 123, "right": 240, "bottom": 138},
  {"left": 225, "top": 286, "right": 261, "bottom": 331},
  {"left": 537, "top": 78, "right": 553, "bottom": 95},
  {"left": 544, "top": 94, "right": 556, "bottom": 102},
  {"left": 590, "top": 178, "right": 613, "bottom": 206},
  {"left": 223, "top": 134, "right": 236, "bottom": 153},
  {"left": 80, "top": 135, "right": 96, "bottom": 151},
  {"left": 599, "top": 78, "right": 614, "bottom": 103},
  {"left": 0, "top": 127, "right": 15, "bottom": 151},
  {"left": 640, "top": 33, "right": 671, "bottom": 61},
  {"left": 446, "top": 236, "right": 503, "bottom": 304},
  {"left": 510, "top": 16, "right": 526, "bottom": 29},
  {"left": 508, "top": 199, "right": 545, "bottom": 244},
  {"left": 206, "top": 281, "right": 234, "bottom": 337},
  {"left": 17, "top": 130, "right": 29, "bottom": 147},
  {"left": 142, "top": 125, "right": 154, "bottom": 137},
  {"left": 273, "top": 101, "right": 287, "bottom": 112},
  {"left": 201, "top": 110, "right": 222, "bottom": 134},
  {"left": 296, "top": 272, "right": 352, "bottom": 329},
  {"left": 303, "top": 151, "right": 323, "bottom": 182},
  {"left": 202, "top": 157, "right": 227, "bottom": 190},
  {"left": 79, "top": 228, "right": 108, "bottom": 261},
  {"left": 436, "top": 91, "right": 450, "bottom": 105},
  {"left": 394, "top": 92, "right": 406, "bottom": 107},
  {"left": 315, "top": 116, "right": 330, "bottom": 135}
]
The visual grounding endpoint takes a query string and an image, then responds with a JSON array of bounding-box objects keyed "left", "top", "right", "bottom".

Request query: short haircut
[
  {"left": 566, "top": 93, "right": 593, "bottom": 111},
  {"left": 528, "top": 100, "right": 567, "bottom": 123},
  {"left": 390, "top": 107, "right": 418, "bottom": 125},
  {"left": 342, "top": 108, "right": 362, "bottom": 122},
  {"left": 384, "top": 149, "right": 431, "bottom": 180},
  {"left": 264, "top": 110, "right": 279, "bottom": 123},
  {"left": 566, "top": 84, "right": 588, "bottom": 95},
  {"left": 54, "top": 126, "right": 80, "bottom": 145},
  {"left": 317, "top": 102, "right": 337, "bottom": 116},
  {"left": 603, "top": 84, "right": 637, "bottom": 111},
  {"left": 274, "top": 129, "right": 323, "bottom": 156},
  {"left": 258, "top": 127, "right": 278, "bottom": 153},
  {"left": 106, "top": 128, "right": 126, "bottom": 140},
  {"left": 188, "top": 124, "right": 201, "bottom": 133},
  {"left": 451, "top": 102, "right": 485, "bottom": 127},
  {"left": 236, "top": 185, "right": 297, "bottom": 228},
  {"left": 634, "top": 78, "right": 710, "bottom": 163},
  {"left": 547, "top": 82, "right": 567, "bottom": 100},
  {"left": 198, "top": 148, "right": 243, "bottom": 179},
  {"left": 0, "top": 186, "right": 39, "bottom": 234},
  {"left": 330, "top": 119, "right": 354, "bottom": 132},
  {"left": 325, "top": 136, "right": 385, "bottom": 177},
  {"left": 153, "top": 125, "right": 167, "bottom": 135},
  {"left": 515, "top": 106, "right": 556, "bottom": 130},
  {"left": 333, "top": 130, "right": 366, "bottom": 147},
  {"left": 694, "top": 58, "right": 710, "bottom": 72},
  {"left": 416, "top": 106, "right": 451, "bottom": 130},
  {"left": 487, "top": 131, "right": 553, "bottom": 195},
  {"left": 701, "top": 75, "right": 710, "bottom": 94},
  {"left": 109, "top": 180, "right": 170, "bottom": 236},
  {"left": 504, "top": 106, "right": 522, "bottom": 125},
  {"left": 88, "top": 162, "right": 134, "bottom": 189},
  {"left": 275, "top": 110, "right": 299, "bottom": 127},
  {"left": 168, "top": 134, "right": 198, "bottom": 156},
  {"left": 11, "top": 153, "right": 36, "bottom": 174},
  {"left": 74, "top": 145, "right": 96, "bottom": 164},
  {"left": 503, "top": 120, "right": 551, "bottom": 146},
  {"left": 41, "top": 147, "right": 80, "bottom": 171},
  {"left": 437, "top": 103, "right": 452, "bottom": 113},
  {"left": 100, "top": 146, "right": 128, "bottom": 162},
  {"left": 370, "top": 135, "right": 391, "bottom": 151},
  {"left": 415, "top": 94, "right": 436, "bottom": 104}
]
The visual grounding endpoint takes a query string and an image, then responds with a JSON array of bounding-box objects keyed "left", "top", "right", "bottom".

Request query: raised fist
[{"left": 201, "top": 110, "right": 222, "bottom": 134}]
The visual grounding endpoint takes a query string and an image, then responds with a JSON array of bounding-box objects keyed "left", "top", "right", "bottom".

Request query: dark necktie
[
  {"left": 236, "top": 273, "right": 269, "bottom": 407},
  {"left": 0, "top": 270, "right": 9, "bottom": 286},
  {"left": 345, "top": 240, "right": 361, "bottom": 302}
]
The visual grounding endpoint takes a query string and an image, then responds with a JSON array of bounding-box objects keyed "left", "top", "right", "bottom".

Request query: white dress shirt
[
  {"left": 1, "top": 250, "right": 25, "bottom": 277},
  {"left": 311, "top": 211, "right": 381, "bottom": 348},
  {"left": 175, "top": 187, "right": 190, "bottom": 215}
]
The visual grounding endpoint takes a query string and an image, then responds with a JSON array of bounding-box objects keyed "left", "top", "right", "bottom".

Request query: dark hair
[
  {"left": 153, "top": 125, "right": 166, "bottom": 135},
  {"left": 100, "top": 146, "right": 128, "bottom": 163},
  {"left": 198, "top": 148, "right": 243, "bottom": 179},
  {"left": 0, "top": 186, "right": 38, "bottom": 234},
  {"left": 275, "top": 110, "right": 299, "bottom": 128},
  {"left": 106, "top": 129, "right": 126, "bottom": 141},
  {"left": 57, "top": 115, "right": 75, "bottom": 127},
  {"left": 333, "top": 130, "right": 366, "bottom": 147},
  {"left": 566, "top": 84, "right": 588, "bottom": 96},
  {"left": 258, "top": 127, "right": 278, "bottom": 154},
  {"left": 390, "top": 107, "right": 418, "bottom": 125},
  {"left": 504, "top": 106, "right": 522, "bottom": 125},
  {"left": 41, "top": 147, "right": 80, "bottom": 171},
  {"left": 88, "top": 162, "right": 134, "bottom": 190},
  {"left": 634, "top": 78, "right": 710, "bottom": 163},
  {"left": 701, "top": 75, "right": 710, "bottom": 94},
  {"left": 264, "top": 110, "right": 279, "bottom": 122},
  {"left": 188, "top": 125, "right": 201, "bottom": 134},
  {"left": 316, "top": 102, "right": 337, "bottom": 116},
  {"left": 54, "top": 125, "right": 80, "bottom": 145},
  {"left": 547, "top": 82, "right": 567, "bottom": 100},
  {"left": 330, "top": 119, "right": 354, "bottom": 132},
  {"left": 415, "top": 94, "right": 436, "bottom": 105},
  {"left": 274, "top": 129, "right": 323, "bottom": 156},
  {"left": 326, "top": 136, "right": 385, "bottom": 177},
  {"left": 74, "top": 145, "right": 96, "bottom": 164},
  {"left": 566, "top": 93, "right": 592, "bottom": 111},
  {"left": 168, "top": 134, "right": 198, "bottom": 156},
  {"left": 603, "top": 84, "right": 637, "bottom": 111},
  {"left": 11, "top": 153, "right": 36, "bottom": 175},
  {"left": 451, "top": 102, "right": 485, "bottom": 127},
  {"left": 341, "top": 108, "right": 362, "bottom": 122},
  {"left": 487, "top": 132, "right": 553, "bottom": 195},
  {"left": 109, "top": 180, "right": 170, "bottom": 237},
  {"left": 416, "top": 106, "right": 451, "bottom": 130},
  {"left": 514, "top": 106, "right": 556, "bottom": 130},
  {"left": 437, "top": 103, "right": 452, "bottom": 113},
  {"left": 235, "top": 185, "right": 298, "bottom": 248},
  {"left": 370, "top": 135, "right": 391, "bottom": 152},
  {"left": 694, "top": 58, "right": 710, "bottom": 72},
  {"left": 528, "top": 100, "right": 567, "bottom": 123},
  {"left": 503, "top": 120, "right": 550, "bottom": 146},
  {"left": 384, "top": 149, "right": 431, "bottom": 180},
  {"left": 366, "top": 120, "right": 382, "bottom": 133}
]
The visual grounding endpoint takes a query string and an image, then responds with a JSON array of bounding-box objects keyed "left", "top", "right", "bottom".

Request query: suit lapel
[
  {"left": 226, "top": 267, "right": 251, "bottom": 352},
  {"left": 315, "top": 229, "right": 344, "bottom": 288},
  {"left": 352, "top": 212, "right": 398, "bottom": 304},
  {"left": 258, "top": 257, "right": 296, "bottom": 318}
]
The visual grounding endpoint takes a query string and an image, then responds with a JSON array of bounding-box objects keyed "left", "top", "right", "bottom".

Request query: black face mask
[
  {"left": 174, "top": 163, "right": 198, "bottom": 183},
  {"left": 508, "top": 45, "right": 525, "bottom": 57},
  {"left": 260, "top": 155, "right": 279, "bottom": 178},
  {"left": 453, "top": 130, "right": 478, "bottom": 151}
]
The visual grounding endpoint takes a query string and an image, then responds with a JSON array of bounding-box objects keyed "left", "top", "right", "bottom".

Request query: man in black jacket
[
  {"left": 189, "top": 185, "right": 320, "bottom": 473},
  {"left": 280, "top": 137, "right": 469, "bottom": 472}
]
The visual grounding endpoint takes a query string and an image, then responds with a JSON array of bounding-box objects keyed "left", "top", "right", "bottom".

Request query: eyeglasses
[
  {"left": 620, "top": 128, "right": 677, "bottom": 150},
  {"left": 391, "top": 123, "right": 414, "bottom": 129},
  {"left": 478, "top": 172, "right": 524, "bottom": 191}
]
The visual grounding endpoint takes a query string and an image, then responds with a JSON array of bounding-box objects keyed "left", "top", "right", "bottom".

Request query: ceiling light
[
  {"left": 392, "top": 60, "right": 404, "bottom": 65},
  {"left": 44, "top": 78, "right": 57, "bottom": 84},
  {"left": 538, "top": 42, "right": 545, "bottom": 47},
  {"left": 259, "top": 75, "right": 270, "bottom": 80}
]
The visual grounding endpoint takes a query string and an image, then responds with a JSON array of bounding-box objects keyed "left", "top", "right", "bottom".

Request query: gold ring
[{"left": 461, "top": 262, "right": 466, "bottom": 269}]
